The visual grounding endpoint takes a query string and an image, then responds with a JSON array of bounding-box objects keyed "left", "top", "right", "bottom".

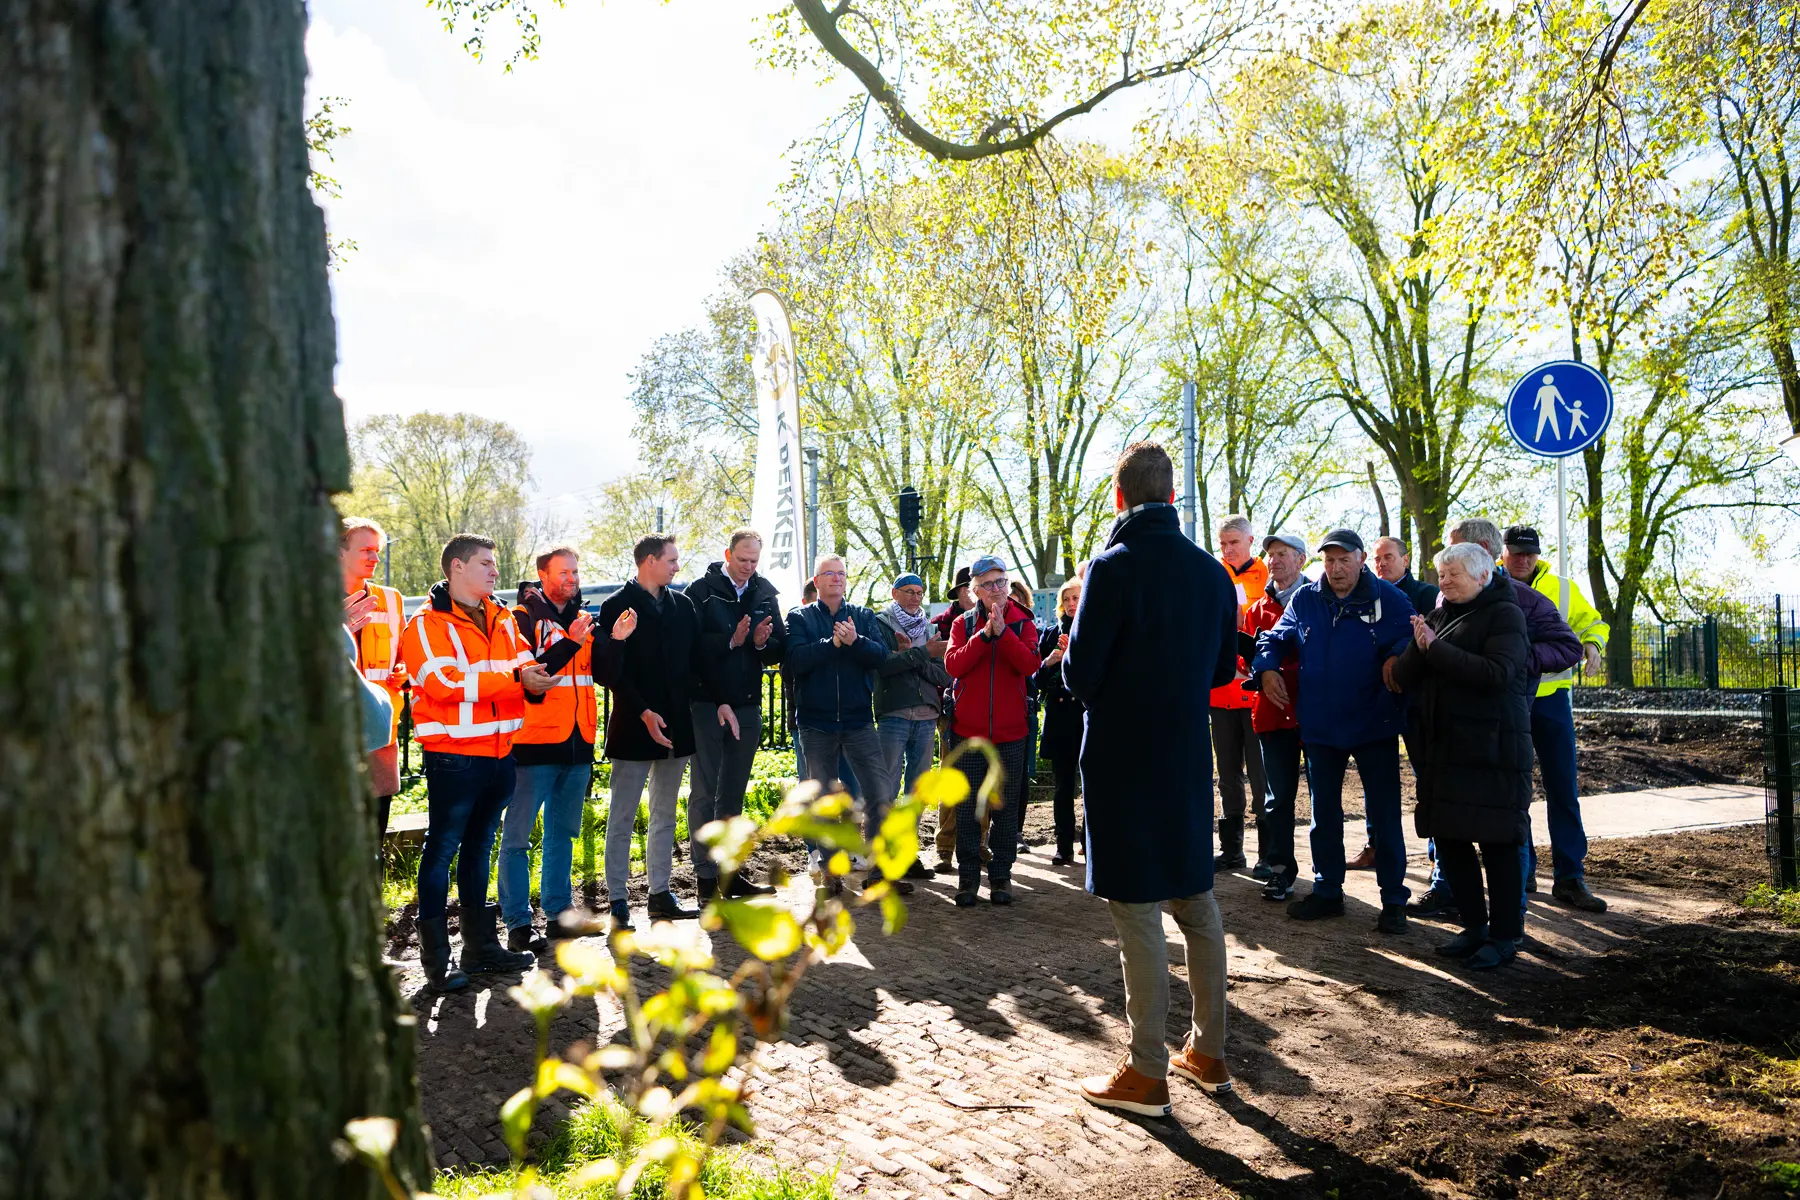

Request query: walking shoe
[
  {"left": 609, "top": 901, "right": 634, "bottom": 932},
  {"left": 1375, "top": 904, "right": 1408, "bottom": 935},
  {"left": 869, "top": 876, "right": 915, "bottom": 896},
  {"left": 1347, "top": 843, "right": 1376, "bottom": 870},
  {"left": 1524, "top": 873, "right": 1539, "bottom": 895},
  {"left": 647, "top": 891, "right": 699, "bottom": 921},
  {"left": 1435, "top": 927, "right": 1490, "bottom": 959},
  {"left": 989, "top": 888, "right": 1014, "bottom": 906},
  {"left": 1214, "top": 850, "right": 1248, "bottom": 870},
  {"left": 954, "top": 891, "right": 978, "bottom": 907},
  {"left": 1051, "top": 848, "right": 1075, "bottom": 867},
  {"left": 1466, "top": 938, "right": 1517, "bottom": 970},
  {"left": 1079, "top": 1060, "right": 1172, "bottom": 1118},
  {"left": 1261, "top": 877, "right": 1295, "bottom": 902},
  {"left": 723, "top": 875, "right": 776, "bottom": 898},
  {"left": 904, "top": 859, "right": 935, "bottom": 880},
  {"left": 696, "top": 877, "right": 719, "bottom": 902},
  {"left": 506, "top": 924, "right": 547, "bottom": 954},
  {"left": 545, "top": 912, "right": 579, "bottom": 941},
  {"left": 1250, "top": 861, "right": 1275, "bottom": 883},
  {"left": 1017, "top": 842, "right": 1030, "bottom": 857},
  {"left": 460, "top": 905, "right": 536, "bottom": 974},
  {"left": 1551, "top": 878, "right": 1608, "bottom": 913},
  {"left": 1406, "top": 887, "right": 1459, "bottom": 918},
  {"left": 1169, "top": 1040, "right": 1233, "bottom": 1095},
  {"left": 417, "top": 916, "right": 470, "bottom": 994},
  {"left": 1286, "top": 892, "right": 1345, "bottom": 921}
]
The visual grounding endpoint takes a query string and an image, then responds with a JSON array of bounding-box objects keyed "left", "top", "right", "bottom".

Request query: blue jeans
[
  {"left": 1527, "top": 689, "right": 1586, "bottom": 884},
  {"left": 1305, "top": 737, "right": 1410, "bottom": 906},
  {"left": 1258, "top": 727, "right": 1303, "bottom": 886},
  {"left": 798, "top": 724, "right": 891, "bottom": 850},
  {"left": 497, "top": 762, "right": 592, "bottom": 929},
  {"left": 878, "top": 714, "right": 937, "bottom": 804},
  {"left": 418, "top": 750, "right": 515, "bottom": 921}
]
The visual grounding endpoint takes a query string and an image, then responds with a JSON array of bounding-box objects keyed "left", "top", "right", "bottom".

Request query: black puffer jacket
[
  {"left": 1392, "top": 570, "right": 1534, "bottom": 844},
  {"left": 595, "top": 579, "right": 699, "bottom": 760},
  {"left": 1036, "top": 615, "right": 1083, "bottom": 760},
  {"left": 686, "top": 561, "right": 787, "bottom": 708}
]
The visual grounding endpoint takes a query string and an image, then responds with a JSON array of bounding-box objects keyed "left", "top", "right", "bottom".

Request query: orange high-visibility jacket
[
  {"left": 350, "top": 582, "right": 409, "bottom": 746},
  {"left": 511, "top": 597, "right": 598, "bottom": 747},
  {"left": 399, "top": 587, "right": 533, "bottom": 757},
  {"left": 1209, "top": 556, "right": 1269, "bottom": 711}
]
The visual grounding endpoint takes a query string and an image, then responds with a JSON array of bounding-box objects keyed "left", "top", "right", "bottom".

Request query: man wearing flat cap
[{"left": 1249, "top": 528, "right": 1418, "bottom": 933}]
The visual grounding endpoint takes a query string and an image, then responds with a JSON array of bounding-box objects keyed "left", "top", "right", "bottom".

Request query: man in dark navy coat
[{"left": 1063, "top": 441, "right": 1241, "bottom": 1117}]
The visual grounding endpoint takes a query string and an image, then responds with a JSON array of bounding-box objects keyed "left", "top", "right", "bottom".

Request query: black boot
[
  {"left": 1215, "top": 817, "right": 1247, "bottom": 870},
  {"left": 459, "top": 903, "right": 536, "bottom": 974},
  {"left": 418, "top": 917, "right": 470, "bottom": 993},
  {"left": 647, "top": 890, "right": 699, "bottom": 921}
]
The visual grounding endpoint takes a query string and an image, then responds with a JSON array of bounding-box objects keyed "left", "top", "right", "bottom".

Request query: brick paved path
[{"left": 408, "top": 823, "right": 1700, "bottom": 1197}]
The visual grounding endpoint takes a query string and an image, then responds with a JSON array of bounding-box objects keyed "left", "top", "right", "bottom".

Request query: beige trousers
[{"left": 1106, "top": 891, "right": 1228, "bottom": 1076}]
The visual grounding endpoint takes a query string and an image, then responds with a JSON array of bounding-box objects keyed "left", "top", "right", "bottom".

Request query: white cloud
[{"left": 305, "top": 1, "right": 852, "bottom": 504}]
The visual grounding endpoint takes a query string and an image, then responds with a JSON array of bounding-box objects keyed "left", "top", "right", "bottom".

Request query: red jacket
[
  {"left": 945, "top": 598, "right": 1041, "bottom": 743},
  {"left": 1244, "top": 585, "right": 1299, "bottom": 734}
]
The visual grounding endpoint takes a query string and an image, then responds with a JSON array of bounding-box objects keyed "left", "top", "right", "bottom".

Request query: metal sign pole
[
  {"left": 1181, "top": 380, "right": 1198, "bottom": 542},
  {"left": 1556, "top": 456, "right": 1570, "bottom": 620}
]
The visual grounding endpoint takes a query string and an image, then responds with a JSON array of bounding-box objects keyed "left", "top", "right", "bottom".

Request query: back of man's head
[
  {"left": 1115, "top": 441, "right": 1174, "bottom": 508},
  {"left": 441, "top": 532, "right": 496, "bottom": 579},
  {"left": 1448, "top": 518, "right": 1502, "bottom": 559}
]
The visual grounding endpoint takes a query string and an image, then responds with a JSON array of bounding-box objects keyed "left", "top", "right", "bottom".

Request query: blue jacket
[
  {"left": 784, "top": 599, "right": 887, "bottom": 731},
  {"left": 1063, "top": 503, "right": 1239, "bottom": 903},
  {"left": 1249, "top": 567, "right": 1416, "bottom": 749}
]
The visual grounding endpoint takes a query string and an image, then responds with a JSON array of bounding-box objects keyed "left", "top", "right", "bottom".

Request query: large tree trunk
[{"left": 0, "top": 3, "right": 425, "bottom": 1195}]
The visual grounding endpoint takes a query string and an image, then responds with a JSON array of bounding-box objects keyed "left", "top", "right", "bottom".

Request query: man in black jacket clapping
[{"left": 685, "top": 529, "right": 786, "bottom": 900}]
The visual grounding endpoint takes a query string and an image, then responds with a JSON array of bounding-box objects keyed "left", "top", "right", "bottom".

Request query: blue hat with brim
[{"left": 968, "top": 554, "right": 1009, "bottom": 577}]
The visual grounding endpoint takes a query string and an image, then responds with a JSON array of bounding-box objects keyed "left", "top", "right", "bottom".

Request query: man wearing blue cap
[
  {"left": 1249, "top": 528, "right": 1417, "bottom": 933},
  {"left": 874, "top": 573, "right": 951, "bottom": 881}
]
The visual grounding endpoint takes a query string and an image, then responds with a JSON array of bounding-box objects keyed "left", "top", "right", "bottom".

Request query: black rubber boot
[
  {"left": 459, "top": 903, "right": 536, "bottom": 974},
  {"left": 1215, "top": 817, "right": 1247, "bottom": 869},
  {"left": 418, "top": 917, "right": 470, "bottom": 993}
]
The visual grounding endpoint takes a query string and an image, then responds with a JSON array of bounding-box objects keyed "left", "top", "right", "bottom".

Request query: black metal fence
[
  {"left": 1575, "top": 595, "right": 1800, "bottom": 691},
  {"left": 1767, "top": 687, "right": 1798, "bottom": 888}
]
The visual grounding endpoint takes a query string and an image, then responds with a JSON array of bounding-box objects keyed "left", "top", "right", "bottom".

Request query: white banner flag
[{"left": 748, "top": 289, "right": 808, "bottom": 607}]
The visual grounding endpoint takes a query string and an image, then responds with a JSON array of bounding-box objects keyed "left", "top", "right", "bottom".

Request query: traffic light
[{"left": 897, "top": 486, "right": 922, "bottom": 536}]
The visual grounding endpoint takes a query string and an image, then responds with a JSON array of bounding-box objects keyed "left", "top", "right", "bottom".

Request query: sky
[{"left": 305, "top": 0, "right": 853, "bottom": 530}]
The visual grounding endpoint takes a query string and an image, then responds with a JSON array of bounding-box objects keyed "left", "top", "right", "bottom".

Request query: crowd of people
[{"left": 338, "top": 439, "right": 1612, "bottom": 1112}]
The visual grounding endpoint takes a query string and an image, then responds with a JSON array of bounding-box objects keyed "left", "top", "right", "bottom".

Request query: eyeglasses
[
  {"left": 894, "top": 587, "right": 924, "bottom": 596},
  {"left": 816, "top": 570, "right": 847, "bottom": 580},
  {"left": 976, "top": 578, "right": 1010, "bottom": 592}
]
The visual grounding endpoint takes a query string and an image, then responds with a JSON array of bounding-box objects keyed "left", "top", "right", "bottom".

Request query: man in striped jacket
[{"left": 400, "top": 533, "right": 554, "bottom": 992}]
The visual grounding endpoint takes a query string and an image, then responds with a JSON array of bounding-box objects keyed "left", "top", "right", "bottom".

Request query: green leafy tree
[{"left": 346, "top": 413, "right": 536, "bottom": 592}]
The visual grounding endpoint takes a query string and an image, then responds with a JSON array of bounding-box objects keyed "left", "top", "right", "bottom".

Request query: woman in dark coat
[
  {"left": 1036, "top": 578, "right": 1085, "bottom": 865},
  {"left": 1392, "top": 541, "right": 1534, "bottom": 970}
]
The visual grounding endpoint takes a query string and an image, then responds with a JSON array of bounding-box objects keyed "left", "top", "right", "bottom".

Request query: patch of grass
[
  {"left": 1761, "top": 1160, "right": 1800, "bottom": 1195},
  {"left": 1745, "top": 883, "right": 1800, "bottom": 929},
  {"left": 431, "top": 1099, "right": 835, "bottom": 1200}
]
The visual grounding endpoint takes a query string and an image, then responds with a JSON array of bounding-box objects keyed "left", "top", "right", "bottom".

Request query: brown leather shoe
[
  {"left": 1078, "top": 1060, "right": 1171, "bottom": 1117},
  {"left": 1347, "top": 843, "right": 1376, "bottom": 870},
  {"left": 1169, "top": 1040, "right": 1233, "bottom": 1094}
]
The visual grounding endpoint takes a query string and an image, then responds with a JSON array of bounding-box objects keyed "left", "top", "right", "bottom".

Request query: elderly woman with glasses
[{"left": 1390, "top": 540, "right": 1534, "bottom": 969}]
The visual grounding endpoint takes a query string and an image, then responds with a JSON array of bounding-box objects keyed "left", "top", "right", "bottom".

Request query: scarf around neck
[{"left": 886, "top": 601, "right": 932, "bottom": 648}]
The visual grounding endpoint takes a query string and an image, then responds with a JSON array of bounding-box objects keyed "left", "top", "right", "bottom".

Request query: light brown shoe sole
[{"left": 1078, "top": 1083, "right": 1171, "bottom": 1117}]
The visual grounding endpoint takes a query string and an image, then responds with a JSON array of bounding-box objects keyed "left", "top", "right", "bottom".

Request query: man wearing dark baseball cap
[{"left": 1249, "top": 526, "right": 1418, "bottom": 932}]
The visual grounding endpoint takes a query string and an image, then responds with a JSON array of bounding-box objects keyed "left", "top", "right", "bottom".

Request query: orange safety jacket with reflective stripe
[
  {"left": 399, "top": 586, "right": 532, "bottom": 757},
  {"left": 1210, "top": 556, "right": 1269, "bottom": 710},
  {"left": 511, "top": 600, "right": 598, "bottom": 747},
  {"left": 350, "top": 582, "right": 408, "bottom": 746}
]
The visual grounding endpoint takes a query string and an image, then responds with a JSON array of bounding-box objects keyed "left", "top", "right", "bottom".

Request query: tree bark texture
[{"left": 0, "top": 4, "right": 426, "bottom": 1196}]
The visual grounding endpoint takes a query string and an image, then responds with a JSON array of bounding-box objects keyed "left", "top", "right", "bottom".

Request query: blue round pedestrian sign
[{"left": 1505, "top": 360, "right": 1612, "bottom": 457}]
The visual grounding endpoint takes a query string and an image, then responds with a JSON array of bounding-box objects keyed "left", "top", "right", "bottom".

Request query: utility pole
[{"left": 1181, "top": 380, "right": 1198, "bottom": 542}]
